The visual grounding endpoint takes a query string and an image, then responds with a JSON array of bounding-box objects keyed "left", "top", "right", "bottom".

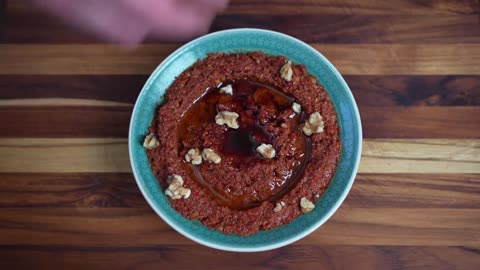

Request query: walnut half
[
  {"left": 185, "top": 148, "right": 202, "bottom": 165},
  {"left": 165, "top": 174, "right": 191, "bottom": 200},
  {"left": 143, "top": 133, "right": 159, "bottom": 149},
  {"left": 274, "top": 201, "right": 285, "bottom": 212},
  {"left": 292, "top": 102, "right": 301, "bottom": 114},
  {"left": 280, "top": 60, "right": 293, "bottom": 81},
  {"left": 215, "top": 111, "right": 239, "bottom": 129},
  {"left": 256, "top": 143, "right": 276, "bottom": 159},
  {"left": 302, "top": 112, "right": 324, "bottom": 136},
  {"left": 300, "top": 197, "right": 315, "bottom": 213},
  {"left": 219, "top": 84, "right": 233, "bottom": 95},
  {"left": 202, "top": 148, "right": 221, "bottom": 164}
]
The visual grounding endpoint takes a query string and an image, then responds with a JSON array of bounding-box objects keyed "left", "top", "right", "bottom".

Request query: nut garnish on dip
[
  {"left": 165, "top": 174, "right": 191, "bottom": 200},
  {"left": 185, "top": 148, "right": 202, "bottom": 165},
  {"left": 280, "top": 60, "right": 293, "bottom": 81},
  {"left": 146, "top": 52, "right": 341, "bottom": 236},
  {"left": 215, "top": 111, "right": 240, "bottom": 129},
  {"left": 256, "top": 143, "right": 276, "bottom": 159},
  {"left": 143, "top": 133, "right": 159, "bottom": 149}
]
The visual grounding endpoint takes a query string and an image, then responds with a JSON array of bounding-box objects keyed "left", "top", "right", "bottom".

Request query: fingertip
[
  {"left": 149, "top": 10, "right": 216, "bottom": 42},
  {"left": 182, "top": 0, "right": 229, "bottom": 13}
]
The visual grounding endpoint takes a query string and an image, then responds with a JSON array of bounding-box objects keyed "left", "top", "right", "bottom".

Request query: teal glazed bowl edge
[{"left": 128, "top": 29, "right": 362, "bottom": 252}]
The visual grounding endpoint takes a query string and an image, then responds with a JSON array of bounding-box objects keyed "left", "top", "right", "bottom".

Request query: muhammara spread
[{"left": 144, "top": 52, "right": 341, "bottom": 236}]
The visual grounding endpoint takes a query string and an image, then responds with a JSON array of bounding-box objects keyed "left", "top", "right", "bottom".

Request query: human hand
[{"left": 32, "top": 0, "right": 229, "bottom": 44}]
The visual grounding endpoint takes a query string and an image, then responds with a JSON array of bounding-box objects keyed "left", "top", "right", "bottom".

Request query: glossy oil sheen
[{"left": 177, "top": 79, "right": 310, "bottom": 210}]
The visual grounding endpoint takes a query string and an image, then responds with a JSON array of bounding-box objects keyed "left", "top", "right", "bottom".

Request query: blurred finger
[
  {"left": 181, "top": 0, "right": 229, "bottom": 13},
  {"left": 124, "top": 0, "right": 218, "bottom": 41},
  {"left": 33, "top": 0, "right": 150, "bottom": 44},
  {"left": 148, "top": 9, "right": 215, "bottom": 41}
]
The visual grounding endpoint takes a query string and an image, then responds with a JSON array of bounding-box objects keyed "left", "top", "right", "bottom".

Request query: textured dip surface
[{"left": 147, "top": 52, "right": 341, "bottom": 236}]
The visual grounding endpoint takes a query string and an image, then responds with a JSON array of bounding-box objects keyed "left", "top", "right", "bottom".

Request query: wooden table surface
[{"left": 1, "top": 0, "right": 479, "bottom": 269}]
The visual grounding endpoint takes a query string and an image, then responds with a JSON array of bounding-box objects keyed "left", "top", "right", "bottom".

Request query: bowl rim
[{"left": 129, "top": 28, "right": 362, "bottom": 252}]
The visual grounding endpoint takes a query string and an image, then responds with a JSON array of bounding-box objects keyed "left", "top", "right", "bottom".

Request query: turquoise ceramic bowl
[{"left": 129, "top": 29, "right": 362, "bottom": 252}]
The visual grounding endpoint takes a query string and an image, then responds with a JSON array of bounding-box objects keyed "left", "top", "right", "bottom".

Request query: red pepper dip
[{"left": 145, "top": 52, "right": 341, "bottom": 236}]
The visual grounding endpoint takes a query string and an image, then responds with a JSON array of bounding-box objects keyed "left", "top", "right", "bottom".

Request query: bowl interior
[{"left": 129, "top": 29, "right": 362, "bottom": 252}]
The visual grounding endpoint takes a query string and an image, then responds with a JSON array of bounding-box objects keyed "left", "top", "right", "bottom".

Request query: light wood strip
[
  {"left": 0, "top": 173, "right": 478, "bottom": 208},
  {"left": 0, "top": 44, "right": 479, "bottom": 75},
  {"left": 0, "top": 207, "right": 477, "bottom": 246},
  {"left": 0, "top": 138, "right": 478, "bottom": 173},
  {"left": 361, "top": 139, "right": 480, "bottom": 173},
  {"left": 0, "top": 138, "right": 129, "bottom": 173}
]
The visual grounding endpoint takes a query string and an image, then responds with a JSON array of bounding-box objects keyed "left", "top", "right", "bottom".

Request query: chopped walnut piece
[
  {"left": 143, "top": 133, "right": 159, "bottom": 149},
  {"left": 202, "top": 148, "right": 221, "bottom": 164},
  {"left": 165, "top": 174, "right": 191, "bottom": 199},
  {"left": 300, "top": 197, "right": 315, "bottom": 213},
  {"left": 215, "top": 111, "right": 239, "bottom": 129},
  {"left": 219, "top": 84, "right": 233, "bottom": 95},
  {"left": 185, "top": 148, "right": 202, "bottom": 165},
  {"left": 302, "top": 112, "right": 324, "bottom": 136},
  {"left": 274, "top": 201, "right": 285, "bottom": 212},
  {"left": 280, "top": 60, "right": 293, "bottom": 81},
  {"left": 167, "top": 174, "right": 183, "bottom": 187},
  {"left": 256, "top": 143, "right": 276, "bottom": 159},
  {"left": 292, "top": 102, "right": 301, "bottom": 114}
]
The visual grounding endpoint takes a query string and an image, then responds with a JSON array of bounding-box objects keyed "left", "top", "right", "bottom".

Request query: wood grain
[
  {"left": 310, "top": 44, "right": 480, "bottom": 75},
  {"left": 5, "top": 13, "right": 480, "bottom": 44},
  {"left": 0, "top": 173, "right": 146, "bottom": 208},
  {"left": 0, "top": 44, "right": 479, "bottom": 75},
  {"left": 0, "top": 138, "right": 129, "bottom": 173},
  {"left": 361, "top": 139, "right": 480, "bottom": 173},
  {"left": 0, "top": 139, "right": 478, "bottom": 173},
  {"left": 360, "top": 106, "right": 480, "bottom": 138},
  {"left": 1, "top": 0, "right": 479, "bottom": 266},
  {"left": 0, "top": 173, "right": 478, "bottom": 208},
  {"left": 0, "top": 106, "right": 132, "bottom": 137},
  {"left": 1, "top": 246, "right": 479, "bottom": 270},
  {"left": 0, "top": 44, "right": 177, "bottom": 75},
  {"left": 225, "top": 0, "right": 480, "bottom": 15},
  {"left": 0, "top": 75, "right": 148, "bottom": 103},
  {"left": 348, "top": 174, "right": 480, "bottom": 208},
  {"left": 0, "top": 98, "right": 132, "bottom": 107},
  {"left": 7, "top": 0, "right": 480, "bottom": 15},
  {"left": 1, "top": 75, "right": 478, "bottom": 106},
  {"left": 2, "top": 1, "right": 96, "bottom": 44},
  {"left": 3, "top": 1, "right": 479, "bottom": 45},
  {"left": 1, "top": 106, "right": 478, "bottom": 138},
  {"left": 211, "top": 15, "right": 480, "bottom": 43},
  {"left": 346, "top": 75, "right": 480, "bottom": 106},
  {"left": 0, "top": 207, "right": 478, "bottom": 246}
]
